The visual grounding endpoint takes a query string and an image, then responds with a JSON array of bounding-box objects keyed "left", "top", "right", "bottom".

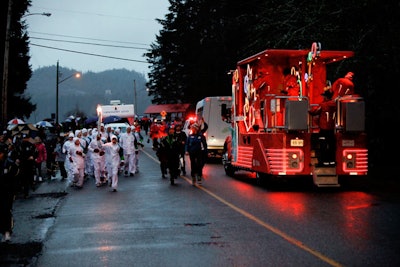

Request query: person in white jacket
[
  {"left": 119, "top": 126, "right": 137, "bottom": 177},
  {"left": 102, "top": 135, "right": 121, "bottom": 192},
  {"left": 62, "top": 132, "right": 75, "bottom": 183},
  {"left": 88, "top": 133, "right": 104, "bottom": 187},
  {"left": 81, "top": 128, "right": 93, "bottom": 177},
  {"left": 68, "top": 137, "right": 85, "bottom": 188},
  {"left": 133, "top": 125, "right": 144, "bottom": 173}
]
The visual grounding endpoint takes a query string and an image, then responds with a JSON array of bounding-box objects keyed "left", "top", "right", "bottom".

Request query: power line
[
  {"left": 30, "top": 37, "right": 148, "bottom": 50},
  {"left": 31, "top": 43, "right": 148, "bottom": 63},
  {"left": 29, "top": 31, "right": 149, "bottom": 46}
]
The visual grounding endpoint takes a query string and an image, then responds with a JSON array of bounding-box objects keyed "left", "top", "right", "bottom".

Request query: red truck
[{"left": 222, "top": 43, "right": 368, "bottom": 187}]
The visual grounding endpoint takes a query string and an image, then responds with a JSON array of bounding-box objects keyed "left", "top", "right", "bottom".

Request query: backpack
[{"left": 186, "top": 134, "right": 206, "bottom": 154}]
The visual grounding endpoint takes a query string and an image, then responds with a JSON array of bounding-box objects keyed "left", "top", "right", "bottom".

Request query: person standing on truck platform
[
  {"left": 281, "top": 67, "right": 300, "bottom": 97},
  {"left": 185, "top": 122, "right": 208, "bottom": 185},
  {"left": 331, "top": 72, "right": 354, "bottom": 99},
  {"left": 309, "top": 89, "right": 336, "bottom": 166}
]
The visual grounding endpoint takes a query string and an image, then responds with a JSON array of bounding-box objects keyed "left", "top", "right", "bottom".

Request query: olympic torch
[{"left": 96, "top": 104, "right": 102, "bottom": 133}]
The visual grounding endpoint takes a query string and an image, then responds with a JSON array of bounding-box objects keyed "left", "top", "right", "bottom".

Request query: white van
[{"left": 195, "top": 96, "right": 232, "bottom": 158}]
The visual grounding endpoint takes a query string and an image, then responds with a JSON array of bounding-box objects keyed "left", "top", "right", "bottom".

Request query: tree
[
  {"left": 0, "top": 0, "right": 35, "bottom": 127},
  {"left": 146, "top": 0, "right": 400, "bottom": 170}
]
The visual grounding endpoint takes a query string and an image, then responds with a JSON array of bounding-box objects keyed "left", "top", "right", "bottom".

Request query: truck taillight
[
  {"left": 343, "top": 151, "right": 355, "bottom": 169},
  {"left": 341, "top": 149, "right": 368, "bottom": 174},
  {"left": 289, "top": 152, "right": 299, "bottom": 168}
]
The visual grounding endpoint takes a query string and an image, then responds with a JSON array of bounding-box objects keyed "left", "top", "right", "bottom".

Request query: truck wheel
[
  {"left": 224, "top": 164, "right": 235, "bottom": 177},
  {"left": 222, "top": 152, "right": 235, "bottom": 177},
  {"left": 256, "top": 172, "right": 270, "bottom": 186}
]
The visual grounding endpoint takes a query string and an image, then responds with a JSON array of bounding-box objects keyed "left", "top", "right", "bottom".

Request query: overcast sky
[{"left": 25, "top": 0, "right": 170, "bottom": 75}]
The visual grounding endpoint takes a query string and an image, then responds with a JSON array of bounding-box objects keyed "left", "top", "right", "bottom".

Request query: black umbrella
[
  {"left": 84, "top": 116, "right": 98, "bottom": 124},
  {"left": 103, "top": 115, "right": 122, "bottom": 124}
]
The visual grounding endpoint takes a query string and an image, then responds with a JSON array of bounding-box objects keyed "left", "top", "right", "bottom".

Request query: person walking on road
[
  {"left": 185, "top": 122, "right": 208, "bottom": 185},
  {"left": 81, "top": 128, "right": 93, "bottom": 177},
  {"left": 174, "top": 123, "right": 187, "bottom": 175},
  {"left": 34, "top": 136, "right": 47, "bottom": 182},
  {"left": 133, "top": 125, "right": 144, "bottom": 174},
  {"left": 158, "top": 125, "right": 180, "bottom": 185},
  {"left": 102, "top": 135, "right": 121, "bottom": 192},
  {"left": 88, "top": 133, "right": 104, "bottom": 187},
  {"left": 119, "top": 126, "right": 138, "bottom": 177},
  {"left": 68, "top": 137, "right": 86, "bottom": 188},
  {"left": 149, "top": 120, "right": 160, "bottom": 149},
  {"left": 62, "top": 132, "right": 75, "bottom": 183},
  {"left": 17, "top": 134, "right": 38, "bottom": 198},
  {"left": 54, "top": 135, "right": 67, "bottom": 180}
]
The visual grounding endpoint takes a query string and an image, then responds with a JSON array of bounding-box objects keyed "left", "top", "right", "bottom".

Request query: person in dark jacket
[
  {"left": 0, "top": 143, "right": 20, "bottom": 242},
  {"left": 309, "top": 89, "right": 336, "bottom": 166},
  {"left": 185, "top": 122, "right": 208, "bottom": 185},
  {"left": 157, "top": 125, "right": 181, "bottom": 185},
  {"left": 54, "top": 135, "right": 67, "bottom": 179},
  {"left": 174, "top": 124, "right": 187, "bottom": 175},
  {"left": 17, "top": 134, "right": 38, "bottom": 198}
]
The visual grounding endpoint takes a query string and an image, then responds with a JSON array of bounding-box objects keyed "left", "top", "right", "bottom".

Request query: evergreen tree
[
  {"left": 146, "top": 0, "right": 400, "bottom": 169},
  {"left": 0, "top": 0, "right": 35, "bottom": 126}
]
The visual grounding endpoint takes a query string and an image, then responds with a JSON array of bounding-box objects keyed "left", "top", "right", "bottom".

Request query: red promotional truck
[{"left": 222, "top": 43, "right": 368, "bottom": 187}]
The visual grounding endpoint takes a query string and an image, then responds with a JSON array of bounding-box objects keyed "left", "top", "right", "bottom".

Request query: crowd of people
[
  {"left": 0, "top": 121, "right": 147, "bottom": 242},
  {"left": 153, "top": 117, "right": 208, "bottom": 185},
  {"left": 0, "top": 116, "right": 210, "bottom": 242}
]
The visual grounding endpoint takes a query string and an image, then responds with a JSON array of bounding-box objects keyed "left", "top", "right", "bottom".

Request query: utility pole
[
  {"left": 1, "top": 0, "right": 12, "bottom": 127},
  {"left": 56, "top": 61, "right": 59, "bottom": 125},
  {"left": 134, "top": 79, "right": 137, "bottom": 117}
]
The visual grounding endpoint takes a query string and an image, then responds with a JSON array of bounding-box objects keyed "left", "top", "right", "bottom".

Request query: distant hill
[{"left": 25, "top": 66, "right": 151, "bottom": 123}]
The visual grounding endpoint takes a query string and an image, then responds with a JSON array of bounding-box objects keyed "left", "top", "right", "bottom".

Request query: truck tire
[
  {"left": 224, "top": 163, "right": 235, "bottom": 177},
  {"left": 256, "top": 172, "right": 270, "bottom": 186},
  {"left": 222, "top": 152, "right": 235, "bottom": 177}
]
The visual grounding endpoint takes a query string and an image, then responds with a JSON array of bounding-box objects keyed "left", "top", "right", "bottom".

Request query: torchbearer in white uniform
[
  {"left": 119, "top": 126, "right": 137, "bottom": 177},
  {"left": 88, "top": 133, "right": 104, "bottom": 187},
  {"left": 62, "top": 132, "right": 75, "bottom": 183},
  {"left": 68, "top": 137, "right": 85, "bottom": 188},
  {"left": 102, "top": 135, "right": 121, "bottom": 192}
]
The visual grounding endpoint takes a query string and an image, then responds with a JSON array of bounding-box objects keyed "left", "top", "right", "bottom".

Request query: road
[{"left": 2, "top": 140, "right": 400, "bottom": 267}]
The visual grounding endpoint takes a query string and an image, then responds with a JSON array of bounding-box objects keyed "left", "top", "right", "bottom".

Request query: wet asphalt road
[{"left": 1, "top": 140, "right": 399, "bottom": 266}]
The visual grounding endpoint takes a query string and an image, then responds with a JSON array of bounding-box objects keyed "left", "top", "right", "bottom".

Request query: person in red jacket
[
  {"left": 34, "top": 136, "right": 47, "bottom": 182},
  {"left": 309, "top": 89, "right": 336, "bottom": 166},
  {"left": 331, "top": 72, "right": 354, "bottom": 99}
]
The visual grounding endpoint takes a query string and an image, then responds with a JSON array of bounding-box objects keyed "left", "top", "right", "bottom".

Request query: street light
[{"left": 56, "top": 60, "right": 81, "bottom": 125}]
